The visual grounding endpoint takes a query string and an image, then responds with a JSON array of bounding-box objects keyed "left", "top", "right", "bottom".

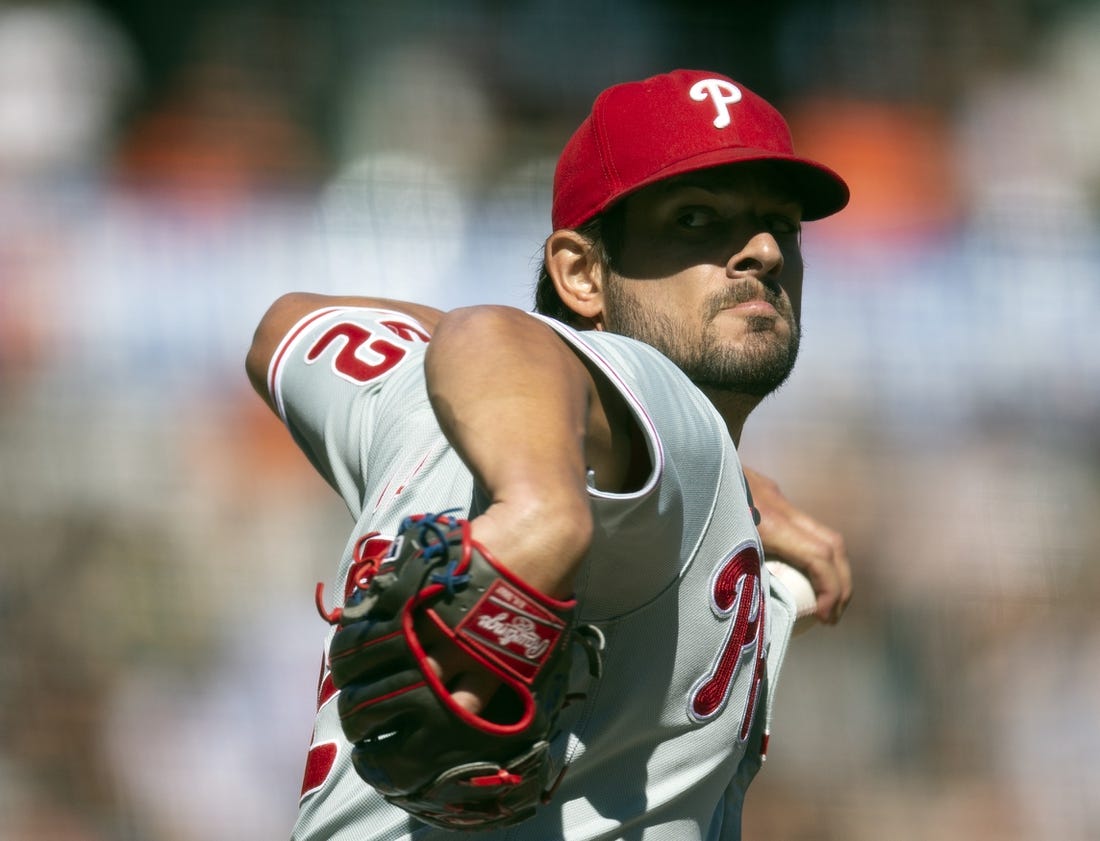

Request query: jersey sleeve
[{"left": 266, "top": 306, "right": 433, "bottom": 512}]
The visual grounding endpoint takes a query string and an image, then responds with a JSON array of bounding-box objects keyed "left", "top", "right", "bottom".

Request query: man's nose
[{"left": 726, "top": 231, "right": 784, "bottom": 280}]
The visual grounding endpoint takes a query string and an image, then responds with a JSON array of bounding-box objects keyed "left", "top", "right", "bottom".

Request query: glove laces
[
  {"left": 315, "top": 530, "right": 392, "bottom": 625},
  {"left": 406, "top": 510, "right": 472, "bottom": 596}
]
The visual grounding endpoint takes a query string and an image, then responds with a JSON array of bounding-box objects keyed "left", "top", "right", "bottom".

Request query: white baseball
[{"left": 765, "top": 560, "right": 818, "bottom": 637}]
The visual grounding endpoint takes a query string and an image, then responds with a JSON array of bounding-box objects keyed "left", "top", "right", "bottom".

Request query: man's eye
[
  {"left": 677, "top": 208, "right": 716, "bottom": 229},
  {"left": 765, "top": 215, "right": 801, "bottom": 235}
]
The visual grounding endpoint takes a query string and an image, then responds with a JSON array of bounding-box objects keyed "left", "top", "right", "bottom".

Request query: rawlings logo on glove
[
  {"left": 460, "top": 581, "right": 564, "bottom": 678},
  {"left": 317, "top": 511, "right": 599, "bottom": 831},
  {"left": 475, "top": 611, "right": 552, "bottom": 657}
]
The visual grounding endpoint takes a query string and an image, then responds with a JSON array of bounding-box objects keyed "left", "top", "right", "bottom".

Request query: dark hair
[{"left": 533, "top": 202, "right": 625, "bottom": 327}]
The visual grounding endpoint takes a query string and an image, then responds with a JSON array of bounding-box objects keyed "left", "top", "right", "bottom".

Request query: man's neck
[{"left": 696, "top": 387, "right": 762, "bottom": 446}]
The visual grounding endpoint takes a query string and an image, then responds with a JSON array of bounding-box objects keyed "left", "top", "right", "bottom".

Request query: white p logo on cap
[{"left": 689, "top": 79, "right": 743, "bottom": 129}]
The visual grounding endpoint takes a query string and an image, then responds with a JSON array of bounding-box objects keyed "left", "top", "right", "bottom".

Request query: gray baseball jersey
[{"left": 268, "top": 306, "right": 800, "bottom": 841}]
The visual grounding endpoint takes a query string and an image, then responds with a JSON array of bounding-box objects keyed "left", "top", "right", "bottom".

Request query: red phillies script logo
[
  {"left": 300, "top": 741, "right": 338, "bottom": 800},
  {"left": 688, "top": 542, "right": 766, "bottom": 740},
  {"left": 457, "top": 580, "right": 566, "bottom": 684}
]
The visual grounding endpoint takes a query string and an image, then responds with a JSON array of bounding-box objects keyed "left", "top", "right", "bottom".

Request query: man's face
[{"left": 600, "top": 164, "right": 804, "bottom": 397}]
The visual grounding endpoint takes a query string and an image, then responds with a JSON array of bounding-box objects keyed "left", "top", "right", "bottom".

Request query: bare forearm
[{"left": 425, "top": 306, "right": 596, "bottom": 598}]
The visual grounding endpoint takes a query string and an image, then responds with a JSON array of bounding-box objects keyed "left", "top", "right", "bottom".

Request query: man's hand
[
  {"left": 744, "top": 466, "right": 852, "bottom": 624},
  {"left": 419, "top": 615, "right": 502, "bottom": 716}
]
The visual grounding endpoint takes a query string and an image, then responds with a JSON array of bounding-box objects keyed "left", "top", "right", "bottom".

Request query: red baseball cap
[{"left": 552, "top": 69, "right": 850, "bottom": 229}]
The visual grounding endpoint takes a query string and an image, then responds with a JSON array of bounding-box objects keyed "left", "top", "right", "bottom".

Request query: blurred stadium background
[{"left": 2, "top": 0, "right": 1099, "bottom": 838}]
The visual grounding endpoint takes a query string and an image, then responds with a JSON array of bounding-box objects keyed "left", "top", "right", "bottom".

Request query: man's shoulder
[
  {"left": 532, "top": 315, "right": 684, "bottom": 374},
  {"left": 532, "top": 316, "right": 723, "bottom": 446}
]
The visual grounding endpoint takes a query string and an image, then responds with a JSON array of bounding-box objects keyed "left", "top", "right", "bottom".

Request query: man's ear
[{"left": 545, "top": 230, "right": 606, "bottom": 329}]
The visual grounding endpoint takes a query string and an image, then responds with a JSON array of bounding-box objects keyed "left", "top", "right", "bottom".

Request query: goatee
[{"left": 604, "top": 280, "right": 800, "bottom": 397}]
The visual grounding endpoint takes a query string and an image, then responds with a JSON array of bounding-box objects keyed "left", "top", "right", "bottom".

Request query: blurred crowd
[{"left": 1, "top": 1, "right": 1098, "bottom": 839}]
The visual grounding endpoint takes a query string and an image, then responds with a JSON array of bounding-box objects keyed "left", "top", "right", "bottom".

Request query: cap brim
[{"left": 600, "top": 147, "right": 850, "bottom": 222}]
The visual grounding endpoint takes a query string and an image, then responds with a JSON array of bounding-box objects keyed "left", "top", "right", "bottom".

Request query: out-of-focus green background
[{"left": 2, "top": 1, "right": 1098, "bottom": 838}]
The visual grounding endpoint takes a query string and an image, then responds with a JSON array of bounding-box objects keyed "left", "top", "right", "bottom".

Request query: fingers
[
  {"left": 745, "top": 467, "right": 853, "bottom": 625},
  {"left": 445, "top": 670, "right": 503, "bottom": 717},
  {"left": 418, "top": 615, "right": 502, "bottom": 716},
  {"left": 423, "top": 645, "right": 500, "bottom": 716},
  {"left": 777, "top": 514, "right": 851, "bottom": 624}
]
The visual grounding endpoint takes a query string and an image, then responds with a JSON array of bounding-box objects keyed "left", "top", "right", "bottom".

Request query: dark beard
[
  {"left": 604, "top": 281, "right": 800, "bottom": 397},
  {"left": 688, "top": 316, "right": 800, "bottom": 395}
]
